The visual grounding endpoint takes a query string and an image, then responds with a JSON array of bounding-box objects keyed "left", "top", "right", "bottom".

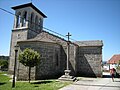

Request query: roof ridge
[{"left": 114, "top": 54, "right": 120, "bottom": 56}]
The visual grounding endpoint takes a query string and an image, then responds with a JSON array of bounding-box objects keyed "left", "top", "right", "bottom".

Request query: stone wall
[
  {"left": 17, "top": 62, "right": 36, "bottom": 80},
  {"left": 69, "top": 44, "right": 79, "bottom": 76},
  {"left": 30, "top": 31, "right": 79, "bottom": 76},
  {"left": 9, "top": 28, "right": 103, "bottom": 80},
  {"left": 9, "top": 29, "right": 28, "bottom": 74},
  {"left": 9, "top": 28, "right": 40, "bottom": 74},
  {"left": 17, "top": 41, "right": 66, "bottom": 80},
  {"left": 77, "top": 46, "right": 102, "bottom": 77}
]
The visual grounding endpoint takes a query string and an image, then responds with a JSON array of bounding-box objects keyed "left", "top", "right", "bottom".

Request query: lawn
[{"left": 0, "top": 72, "right": 71, "bottom": 90}]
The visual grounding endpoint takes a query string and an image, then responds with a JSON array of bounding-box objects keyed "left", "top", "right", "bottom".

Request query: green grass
[{"left": 0, "top": 72, "right": 71, "bottom": 90}]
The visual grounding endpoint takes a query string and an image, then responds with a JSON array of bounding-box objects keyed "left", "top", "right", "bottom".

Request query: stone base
[
  {"left": 58, "top": 75, "right": 76, "bottom": 81},
  {"left": 58, "top": 70, "right": 76, "bottom": 81}
]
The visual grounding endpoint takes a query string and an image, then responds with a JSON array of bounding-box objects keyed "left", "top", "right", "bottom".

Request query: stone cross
[{"left": 66, "top": 32, "right": 71, "bottom": 70}]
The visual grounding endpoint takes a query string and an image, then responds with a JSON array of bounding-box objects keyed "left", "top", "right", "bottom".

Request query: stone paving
[{"left": 59, "top": 72, "right": 120, "bottom": 90}]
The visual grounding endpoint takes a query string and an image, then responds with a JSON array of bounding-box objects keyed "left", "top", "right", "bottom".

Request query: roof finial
[{"left": 31, "top": 0, "right": 32, "bottom": 3}]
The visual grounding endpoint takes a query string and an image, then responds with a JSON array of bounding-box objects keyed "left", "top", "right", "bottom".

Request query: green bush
[
  {"left": 117, "top": 66, "right": 120, "bottom": 70},
  {"left": 116, "top": 60, "right": 120, "bottom": 70},
  {"left": 0, "top": 60, "right": 8, "bottom": 70}
]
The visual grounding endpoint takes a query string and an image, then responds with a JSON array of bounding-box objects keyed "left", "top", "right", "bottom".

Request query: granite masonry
[{"left": 8, "top": 3, "right": 103, "bottom": 80}]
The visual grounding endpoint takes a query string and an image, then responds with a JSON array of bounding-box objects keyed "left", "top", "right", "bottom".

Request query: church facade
[{"left": 8, "top": 3, "right": 103, "bottom": 80}]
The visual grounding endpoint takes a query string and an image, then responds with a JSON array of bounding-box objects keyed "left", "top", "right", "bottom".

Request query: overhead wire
[
  {"left": 0, "top": 7, "right": 68, "bottom": 38},
  {"left": 0, "top": 7, "right": 89, "bottom": 46}
]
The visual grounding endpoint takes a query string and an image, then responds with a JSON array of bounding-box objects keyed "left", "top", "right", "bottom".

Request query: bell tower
[
  {"left": 9, "top": 3, "right": 47, "bottom": 73},
  {"left": 12, "top": 3, "right": 47, "bottom": 38}
]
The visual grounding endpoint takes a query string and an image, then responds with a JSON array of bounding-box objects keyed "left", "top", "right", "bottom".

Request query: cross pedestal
[
  {"left": 58, "top": 32, "right": 76, "bottom": 81},
  {"left": 58, "top": 70, "right": 76, "bottom": 81},
  {"left": 65, "top": 70, "right": 71, "bottom": 76}
]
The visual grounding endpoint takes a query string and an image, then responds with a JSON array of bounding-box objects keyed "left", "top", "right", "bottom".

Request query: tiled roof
[
  {"left": 19, "top": 30, "right": 103, "bottom": 47},
  {"left": 75, "top": 40, "right": 103, "bottom": 46},
  {"left": 26, "top": 30, "right": 67, "bottom": 42},
  {"left": 23, "top": 30, "right": 78, "bottom": 46},
  {"left": 107, "top": 54, "right": 120, "bottom": 64}
]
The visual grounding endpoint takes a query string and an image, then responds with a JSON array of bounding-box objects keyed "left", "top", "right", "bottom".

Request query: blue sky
[{"left": 0, "top": 0, "right": 120, "bottom": 61}]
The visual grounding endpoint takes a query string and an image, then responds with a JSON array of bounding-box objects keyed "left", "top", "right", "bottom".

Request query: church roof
[
  {"left": 18, "top": 30, "right": 103, "bottom": 47},
  {"left": 26, "top": 30, "right": 67, "bottom": 42},
  {"left": 18, "top": 30, "right": 78, "bottom": 46},
  {"left": 12, "top": 3, "right": 47, "bottom": 18},
  {"left": 75, "top": 40, "right": 103, "bottom": 46}
]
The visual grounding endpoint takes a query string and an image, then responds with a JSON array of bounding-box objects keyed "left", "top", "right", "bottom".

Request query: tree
[
  {"left": 0, "top": 60, "right": 8, "bottom": 70},
  {"left": 19, "top": 48, "right": 40, "bottom": 83},
  {"left": 117, "top": 60, "right": 120, "bottom": 70}
]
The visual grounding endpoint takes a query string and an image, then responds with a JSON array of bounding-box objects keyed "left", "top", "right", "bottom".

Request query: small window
[
  {"left": 56, "top": 53, "right": 59, "bottom": 66},
  {"left": 17, "top": 34, "right": 21, "bottom": 39}
]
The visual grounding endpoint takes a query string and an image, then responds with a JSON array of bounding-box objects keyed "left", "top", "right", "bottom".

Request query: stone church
[{"left": 8, "top": 3, "right": 103, "bottom": 80}]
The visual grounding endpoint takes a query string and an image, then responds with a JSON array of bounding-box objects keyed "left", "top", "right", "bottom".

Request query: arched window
[
  {"left": 22, "top": 11, "right": 27, "bottom": 27},
  {"left": 31, "top": 13, "right": 34, "bottom": 24},
  {"left": 38, "top": 18, "right": 42, "bottom": 30},
  {"left": 35, "top": 16, "right": 38, "bottom": 30},
  {"left": 16, "top": 12, "right": 21, "bottom": 28},
  {"left": 30, "top": 13, "right": 34, "bottom": 28}
]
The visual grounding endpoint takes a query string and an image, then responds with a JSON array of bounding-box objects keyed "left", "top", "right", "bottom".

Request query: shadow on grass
[
  {"left": 31, "top": 80, "right": 53, "bottom": 84},
  {"left": 34, "top": 85, "right": 39, "bottom": 87},
  {"left": 0, "top": 82, "right": 6, "bottom": 85}
]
